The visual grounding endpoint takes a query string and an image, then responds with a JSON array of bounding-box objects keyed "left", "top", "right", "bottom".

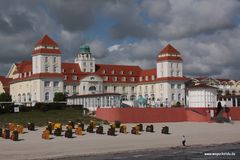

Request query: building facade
[{"left": 0, "top": 35, "right": 239, "bottom": 109}]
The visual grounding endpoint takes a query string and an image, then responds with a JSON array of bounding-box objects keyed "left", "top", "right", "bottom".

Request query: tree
[
  {"left": 53, "top": 92, "right": 66, "bottom": 102},
  {"left": 0, "top": 93, "right": 12, "bottom": 102}
]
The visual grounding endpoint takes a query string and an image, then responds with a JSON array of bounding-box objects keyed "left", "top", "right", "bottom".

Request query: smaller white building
[
  {"left": 187, "top": 84, "right": 217, "bottom": 108},
  {"left": 67, "top": 93, "right": 121, "bottom": 111}
]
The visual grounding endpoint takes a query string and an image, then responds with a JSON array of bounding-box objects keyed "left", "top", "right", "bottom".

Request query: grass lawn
[{"left": 0, "top": 108, "right": 106, "bottom": 127}]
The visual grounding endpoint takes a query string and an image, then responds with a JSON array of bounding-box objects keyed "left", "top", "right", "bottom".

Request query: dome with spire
[{"left": 79, "top": 45, "right": 91, "bottom": 54}]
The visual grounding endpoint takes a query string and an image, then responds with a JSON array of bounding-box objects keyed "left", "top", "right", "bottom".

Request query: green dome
[{"left": 80, "top": 45, "right": 91, "bottom": 54}]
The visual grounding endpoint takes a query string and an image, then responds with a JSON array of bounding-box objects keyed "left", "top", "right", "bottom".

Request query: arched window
[
  {"left": 27, "top": 93, "right": 31, "bottom": 102},
  {"left": 18, "top": 94, "right": 21, "bottom": 102},
  {"left": 130, "top": 95, "right": 136, "bottom": 101},
  {"left": 45, "top": 92, "right": 50, "bottom": 101},
  {"left": 22, "top": 93, "right": 26, "bottom": 102},
  {"left": 172, "top": 93, "right": 175, "bottom": 101},
  {"left": 178, "top": 93, "right": 181, "bottom": 101},
  {"left": 89, "top": 86, "right": 96, "bottom": 91},
  {"left": 121, "top": 95, "right": 127, "bottom": 101}
]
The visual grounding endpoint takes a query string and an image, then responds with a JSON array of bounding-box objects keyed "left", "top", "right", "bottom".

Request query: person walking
[{"left": 182, "top": 135, "right": 186, "bottom": 146}]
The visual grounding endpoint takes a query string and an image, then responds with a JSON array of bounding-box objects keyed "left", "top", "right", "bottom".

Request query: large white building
[
  {"left": 0, "top": 35, "right": 239, "bottom": 109},
  {"left": 1, "top": 35, "right": 187, "bottom": 106}
]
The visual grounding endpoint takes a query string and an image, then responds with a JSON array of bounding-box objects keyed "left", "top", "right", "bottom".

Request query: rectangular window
[
  {"left": 171, "top": 84, "right": 175, "bottom": 89},
  {"left": 73, "top": 86, "right": 77, "bottom": 93},
  {"left": 121, "top": 77, "right": 126, "bottom": 81},
  {"left": 177, "top": 84, "right": 181, "bottom": 89},
  {"left": 45, "top": 57, "right": 48, "bottom": 63},
  {"left": 53, "top": 66, "right": 57, "bottom": 72},
  {"left": 53, "top": 57, "right": 57, "bottom": 63},
  {"left": 53, "top": 81, "right": 59, "bottom": 87},
  {"left": 104, "top": 86, "right": 108, "bottom": 91},
  {"left": 45, "top": 66, "right": 49, "bottom": 72},
  {"left": 44, "top": 81, "right": 50, "bottom": 87}
]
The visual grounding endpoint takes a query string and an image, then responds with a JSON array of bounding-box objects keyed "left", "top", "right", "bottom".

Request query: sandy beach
[{"left": 0, "top": 122, "right": 240, "bottom": 160}]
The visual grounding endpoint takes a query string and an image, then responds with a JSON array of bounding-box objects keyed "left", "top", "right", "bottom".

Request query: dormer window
[
  {"left": 24, "top": 72, "right": 27, "bottom": 78},
  {"left": 104, "top": 76, "right": 108, "bottom": 81},
  {"left": 120, "top": 71, "right": 124, "bottom": 75},
  {"left": 131, "top": 77, "right": 135, "bottom": 82},
  {"left": 64, "top": 75, "right": 67, "bottom": 80},
  {"left": 29, "top": 72, "right": 31, "bottom": 76},
  {"left": 139, "top": 77, "right": 143, "bottom": 81},
  {"left": 72, "top": 69, "right": 75, "bottom": 73},
  {"left": 72, "top": 75, "right": 77, "bottom": 80},
  {"left": 152, "top": 75, "right": 155, "bottom": 80},
  {"left": 145, "top": 76, "right": 149, "bottom": 81},
  {"left": 113, "top": 77, "right": 118, "bottom": 81},
  {"left": 62, "top": 69, "right": 65, "bottom": 73},
  {"left": 111, "top": 70, "right": 115, "bottom": 74},
  {"left": 102, "top": 70, "right": 106, "bottom": 74},
  {"left": 121, "top": 77, "right": 126, "bottom": 81},
  {"left": 129, "top": 71, "right": 133, "bottom": 75}
]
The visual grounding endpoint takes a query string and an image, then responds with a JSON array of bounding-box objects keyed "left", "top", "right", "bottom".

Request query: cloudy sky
[{"left": 0, "top": 0, "right": 240, "bottom": 79}]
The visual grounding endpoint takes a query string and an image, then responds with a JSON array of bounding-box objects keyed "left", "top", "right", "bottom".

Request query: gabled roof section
[
  {"left": 35, "top": 35, "right": 58, "bottom": 47},
  {"left": 0, "top": 76, "right": 12, "bottom": 93}
]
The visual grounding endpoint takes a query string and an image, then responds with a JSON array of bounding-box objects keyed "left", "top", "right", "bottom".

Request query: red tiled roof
[
  {"left": 95, "top": 64, "right": 142, "bottom": 83},
  {"left": 35, "top": 35, "right": 58, "bottom": 47},
  {"left": 10, "top": 73, "right": 64, "bottom": 84},
  {"left": 159, "top": 44, "right": 181, "bottom": 55},
  {"left": 15, "top": 60, "right": 32, "bottom": 73},
  {"left": 32, "top": 48, "right": 61, "bottom": 55},
  {"left": 62, "top": 63, "right": 87, "bottom": 83}
]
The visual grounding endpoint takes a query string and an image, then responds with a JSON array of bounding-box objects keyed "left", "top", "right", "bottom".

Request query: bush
[{"left": 0, "top": 104, "right": 14, "bottom": 113}]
